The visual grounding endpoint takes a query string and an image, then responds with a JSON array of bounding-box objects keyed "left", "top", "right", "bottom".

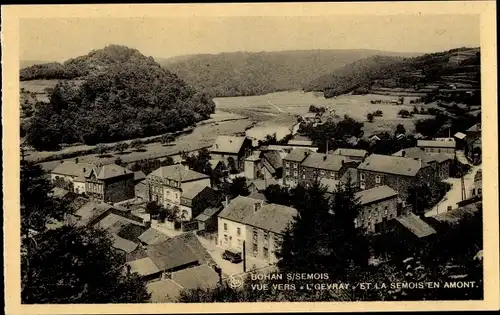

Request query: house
[
  {"left": 453, "top": 132, "right": 467, "bottom": 150},
  {"left": 51, "top": 161, "right": 135, "bottom": 203},
  {"left": 465, "top": 123, "right": 481, "bottom": 138},
  {"left": 126, "top": 232, "right": 209, "bottom": 281},
  {"left": 146, "top": 164, "right": 211, "bottom": 211},
  {"left": 244, "top": 153, "right": 261, "bottom": 180},
  {"left": 217, "top": 196, "right": 298, "bottom": 263},
  {"left": 465, "top": 136, "right": 481, "bottom": 165},
  {"left": 391, "top": 213, "right": 437, "bottom": 239},
  {"left": 299, "top": 152, "right": 358, "bottom": 187},
  {"left": 259, "top": 150, "right": 283, "bottom": 179},
  {"left": 357, "top": 154, "right": 435, "bottom": 202},
  {"left": 179, "top": 185, "right": 222, "bottom": 222},
  {"left": 210, "top": 136, "right": 252, "bottom": 171},
  {"left": 393, "top": 147, "right": 452, "bottom": 180},
  {"left": 95, "top": 212, "right": 148, "bottom": 253},
  {"left": 287, "top": 139, "right": 314, "bottom": 147},
  {"left": 195, "top": 207, "right": 222, "bottom": 232},
  {"left": 428, "top": 201, "right": 481, "bottom": 229},
  {"left": 138, "top": 228, "right": 170, "bottom": 246},
  {"left": 417, "top": 139, "right": 456, "bottom": 155},
  {"left": 282, "top": 148, "right": 313, "bottom": 187},
  {"left": 354, "top": 185, "right": 399, "bottom": 233},
  {"left": 470, "top": 169, "right": 482, "bottom": 197},
  {"left": 320, "top": 167, "right": 358, "bottom": 196},
  {"left": 332, "top": 148, "right": 368, "bottom": 162},
  {"left": 248, "top": 177, "right": 279, "bottom": 193}
]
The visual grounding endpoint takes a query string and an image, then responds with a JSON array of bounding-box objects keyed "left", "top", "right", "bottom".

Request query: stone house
[
  {"left": 417, "top": 139, "right": 456, "bottom": 155},
  {"left": 332, "top": 148, "right": 368, "bottom": 162},
  {"left": 282, "top": 148, "right": 313, "bottom": 187},
  {"left": 392, "top": 147, "right": 452, "bottom": 180},
  {"left": 217, "top": 196, "right": 297, "bottom": 263},
  {"left": 298, "top": 152, "right": 358, "bottom": 187},
  {"left": 353, "top": 185, "right": 399, "bottom": 233},
  {"left": 210, "top": 136, "right": 252, "bottom": 171}
]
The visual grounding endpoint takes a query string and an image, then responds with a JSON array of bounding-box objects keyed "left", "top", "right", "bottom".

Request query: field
[{"left": 214, "top": 91, "right": 432, "bottom": 136}]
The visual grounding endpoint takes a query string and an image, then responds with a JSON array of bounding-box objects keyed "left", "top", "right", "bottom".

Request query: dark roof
[
  {"left": 51, "top": 187, "right": 71, "bottom": 199},
  {"left": 218, "top": 196, "right": 297, "bottom": 234},
  {"left": 148, "top": 164, "right": 210, "bottom": 183},
  {"left": 51, "top": 161, "right": 94, "bottom": 177},
  {"left": 73, "top": 201, "right": 112, "bottom": 226},
  {"left": 182, "top": 184, "right": 212, "bottom": 200},
  {"left": 195, "top": 207, "right": 222, "bottom": 221},
  {"left": 117, "top": 223, "right": 148, "bottom": 242},
  {"left": 417, "top": 140, "right": 456, "bottom": 149},
  {"left": 283, "top": 148, "right": 312, "bottom": 162},
  {"left": 358, "top": 154, "right": 423, "bottom": 177},
  {"left": 301, "top": 152, "right": 352, "bottom": 171},
  {"left": 432, "top": 202, "right": 481, "bottom": 225},
  {"left": 393, "top": 147, "right": 451, "bottom": 165},
  {"left": 332, "top": 148, "right": 367, "bottom": 158},
  {"left": 210, "top": 136, "right": 247, "bottom": 154},
  {"left": 262, "top": 151, "right": 283, "bottom": 169},
  {"left": 355, "top": 186, "right": 398, "bottom": 206},
  {"left": 395, "top": 213, "right": 437, "bottom": 238}
]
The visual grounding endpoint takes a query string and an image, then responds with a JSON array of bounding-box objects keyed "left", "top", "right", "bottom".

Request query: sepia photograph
[{"left": 2, "top": 2, "right": 498, "bottom": 314}]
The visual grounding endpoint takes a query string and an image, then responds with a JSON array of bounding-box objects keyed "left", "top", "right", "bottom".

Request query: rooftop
[
  {"left": 417, "top": 140, "right": 456, "bottom": 148},
  {"left": 283, "top": 148, "right": 313, "bottom": 162},
  {"left": 358, "top": 154, "right": 423, "bottom": 177},
  {"left": 148, "top": 164, "right": 210, "bottom": 183},
  {"left": 245, "top": 154, "right": 261, "bottom": 162},
  {"left": 248, "top": 177, "right": 279, "bottom": 191},
  {"left": 332, "top": 148, "right": 367, "bottom": 158},
  {"left": 218, "top": 196, "right": 297, "bottom": 234},
  {"left": 171, "top": 264, "right": 219, "bottom": 290},
  {"left": 195, "top": 207, "right": 222, "bottom": 222},
  {"left": 287, "top": 139, "right": 314, "bottom": 146},
  {"left": 93, "top": 163, "right": 133, "bottom": 180},
  {"left": 355, "top": 186, "right": 398, "bottom": 206},
  {"left": 134, "top": 170, "right": 146, "bottom": 181},
  {"left": 128, "top": 257, "right": 161, "bottom": 276},
  {"left": 393, "top": 147, "right": 451, "bottom": 165},
  {"left": 301, "top": 152, "right": 352, "bottom": 171},
  {"left": 182, "top": 184, "right": 212, "bottom": 200},
  {"left": 73, "top": 201, "right": 112, "bottom": 226},
  {"left": 262, "top": 151, "right": 283, "bottom": 170},
  {"left": 433, "top": 201, "right": 481, "bottom": 225},
  {"left": 466, "top": 123, "right": 481, "bottom": 133},
  {"left": 454, "top": 132, "right": 467, "bottom": 140},
  {"left": 147, "top": 279, "right": 184, "bottom": 303},
  {"left": 211, "top": 136, "right": 247, "bottom": 154},
  {"left": 51, "top": 161, "right": 94, "bottom": 177},
  {"left": 146, "top": 236, "right": 200, "bottom": 271},
  {"left": 138, "top": 228, "right": 170, "bottom": 245},
  {"left": 395, "top": 213, "right": 437, "bottom": 238}
]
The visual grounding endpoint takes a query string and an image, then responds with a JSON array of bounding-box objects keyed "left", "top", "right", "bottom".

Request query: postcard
[{"left": 2, "top": 2, "right": 498, "bottom": 314}]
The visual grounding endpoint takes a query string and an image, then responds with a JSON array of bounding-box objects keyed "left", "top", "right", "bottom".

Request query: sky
[{"left": 19, "top": 15, "right": 480, "bottom": 62}]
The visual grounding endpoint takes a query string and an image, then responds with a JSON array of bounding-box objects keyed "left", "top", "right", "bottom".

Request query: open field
[
  {"left": 214, "top": 91, "right": 433, "bottom": 135},
  {"left": 39, "top": 117, "right": 253, "bottom": 172}
]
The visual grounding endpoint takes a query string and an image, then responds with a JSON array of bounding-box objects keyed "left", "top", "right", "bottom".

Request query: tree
[
  {"left": 130, "top": 139, "right": 146, "bottom": 152},
  {"left": 114, "top": 157, "right": 124, "bottom": 166},
  {"left": 373, "top": 110, "right": 383, "bottom": 117},
  {"left": 21, "top": 225, "right": 150, "bottom": 303},
  {"left": 395, "top": 124, "right": 406, "bottom": 135},
  {"left": 145, "top": 201, "right": 161, "bottom": 219},
  {"left": 367, "top": 113, "right": 374, "bottom": 123},
  {"left": 450, "top": 156, "right": 471, "bottom": 178},
  {"left": 129, "top": 157, "right": 174, "bottom": 175},
  {"left": 161, "top": 134, "right": 175, "bottom": 145},
  {"left": 96, "top": 144, "right": 109, "bottom": 157},
  {"left": 263, "top": 184, "right": 292, "bottom": 206},
  {"left": 227, "top": 157, "right": 238, "bottom": 174},
  {"left": 114, "top": 141, "right": 129, "bottom": 154},
  {"left": 398, "top": 109, "right": 412, "bottom": 118},
  {"left": 181, "top": 148, "right": 212, "bottom": 175},
  {"left": 226, "top": 177, "right": 250, "bottom": 198},
  {"left": 21, "top": 160, "right": 68, "bottom": 234}
]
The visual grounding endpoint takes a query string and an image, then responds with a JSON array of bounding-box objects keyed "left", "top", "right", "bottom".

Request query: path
[
  {"left": 268, "top": 99, "right": 284, "bottom": 113},
  {"left": 425, "top": 163, "right": 481, "bottom": 217}
]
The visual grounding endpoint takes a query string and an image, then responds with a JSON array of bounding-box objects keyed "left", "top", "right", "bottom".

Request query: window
[
  {"left": 237, "top": 227, "right": 241, "bottom": 236},
  {"left": 478, "top": 188, "right": 482, "bottom": 195},
  {"left": 301, "top": 174, "right": 305, "bottom": 179},
  {"left": 224, "top": 234, "right": 228, "bottom": 243},
  {"left": 263, "top": 247, "right": 269, "bottom": 258},
  {"left": 360, "top": 173, "right": 365, "bottom": 181},
  {"left": 286, "top": 162, "right": 290, "bottom": 167},
  {"left": 294, "top": 171, "right": 298, "bottom": 177},
  {"left": 286, "top": 170, "right": 290, "bottom": 176},
  {"left": 253, "top": 230, "right": 258, "bottom": 241},
  {"left": 320, "top": 170, "right": 325, "bottom": 175},
  {"left": 253, "top": 243, "right": 258, "bottom": 256},
  {"left": 384, "top": 206, "right": 388, "bottom": 217},
  {"left": 375, "top": 175, "right": 381, "bottom": 184},
  {"left": 294, "top": 164, "right": 298, "bottom": 169},
  {"left": 237, "top": 239, "right": 242, "bottom": 246},
  {"left": 224, "top": 223, "right": 228, "bottom": 231},
  {"left": 360, "top": 182, "right": 366, "bottom": 189},
  {"left": 331, "top": 172, "right": 335, "bottom": 178}
]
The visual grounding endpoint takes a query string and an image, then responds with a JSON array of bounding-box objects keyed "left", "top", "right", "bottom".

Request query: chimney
[
  {"left": 83, "top": 167, "right": 86, "bottom": 172},
  {"left": 224, "top": 195, "right": 229, "bottom": 208},
  {"left": 323, "top": 155, "right": 327, "bottom": 161},
  {"left": 254, "top": 202, "right": 262, "bottom": 212},
  {"left": 215, "top": 144, "right": 219, "bottom": 149},
  {"left": 75, "top": 158, "right": 79, "bottom": 164},
  {"left": 402, "top": 150, "right": 406, "bottom": 157}
]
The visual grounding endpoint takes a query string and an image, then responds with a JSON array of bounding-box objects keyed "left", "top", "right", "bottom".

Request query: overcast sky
[{"left": 20, "top": 15, "right": 480, "bottom": 62}]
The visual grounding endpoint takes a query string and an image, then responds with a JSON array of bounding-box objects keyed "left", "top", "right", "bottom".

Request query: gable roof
[
  {"left": 248, "top": 178, "right": 279, "bottom": 191},
  {"left": 395, "top": 213, "right": 437, "bottom": 238},
  {"left": 134, "top": 171, "right": 146, "bottom": 181},
  {"left": 95, "top": 163, "right": 133, "bottom": 180},
  {"left": 262, "top": 151, "right": 283, "bottom": 170},
  {"left": 432, "top": 202, "right": 481, "bottom": 225},
  {"left": 283, "top": 148, "right": 313, "bottom": 162},
  {"left": 148, "top": 164, "right": 210, "bottom": 183},
  {"left": 355, "top": 186, "right": 398, "bottom": 206},
  {"left": 51, "top": 161, "right": 94, "bottom": 177},
  {"left": 73, "top": 201, "right": 112, "bottom": 226},
  {"left": 210, "top": 136, "right": 247, "bottom": 154},
  {"left": 128, "top": 257, "right": 161, "bottom": 276},
  {"left": 287, "top": 139, "right": 314, "bottom": 146},
  {"left": 332, "top": 148, "right": 367, "bottom": 158},
  {"left": 358, "top": 154, "right": 423, "bottom": 177},
  {"left": 218, "top": 196, "right": 297, "bottom": 234},
  {"left": 182, "top": 183, "right": 212, "bottom": 200},
  {"left": 138, "top": 228, "right": 170, "bottom": 245},
  {"left": 195, "top": 207, "right": 222, "bottom": 221},
  {"left": 171, "top": 264, "right": 219, "bottom": 290},
  {"left": 301, "top": 152, "right": 352, "bottom": 171},
  {"left": 110, "top": 234, "right": 139, "bottom": 253},
  {"left": 146, "top": 237, "right": 199, "bottom": 271},
  {"left": 466, "top": 123, "right": 481, "bottom": 133},
  {"left": 417, "top": 140, "right": 456, "bottom": 148},
  {"left": 393, "top": 147, "right": 446, "bottom": 165}
]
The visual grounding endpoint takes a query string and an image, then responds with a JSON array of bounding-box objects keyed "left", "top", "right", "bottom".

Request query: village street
[{"left": 426, "top": 155, "right": 481, "bottom": 217}]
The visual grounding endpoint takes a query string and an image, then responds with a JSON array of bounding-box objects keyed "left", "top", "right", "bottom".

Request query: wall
[
  {"left": 217, "top": 217, "right": 247, "bottom": 252},
  {"left": 163, "top": 185, "right": 182, "bottom": 207},
  {"left": 422, "top": 147, "right": 455, "bottom": 154},
  {"left": 244, "top": 225, "right": 282, "bottom": 263},
  {"left": 358, "top": 170, "right": 414, "bottom": 202},
  {"left": 356, "top": 196, "right": 398, "bottom": 233},
  {"left": 103, "top": 173, "right": 135, "bottom": 203},
  {"left": 283, "top": 160, "right": 302, "bottom": 187},
  {"left": 244, "top": 160, "right": 258, "bottom": 180},
  {"left": 74, "top": 180, "right": 86, "bottom": 194},
  {"left": 299, "top": 166, "right": 338, "bottom": 187}
]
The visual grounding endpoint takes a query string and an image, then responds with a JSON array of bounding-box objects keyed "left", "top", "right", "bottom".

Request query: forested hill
[
  {"left": 158, "top": 49, "right": 420, "bottom": 97},
  {"left": 305, "top": 47, "right": 481, "bottom": 98},
  {"left": 23, "top": 45, "right": 216, "bottom": 151}
]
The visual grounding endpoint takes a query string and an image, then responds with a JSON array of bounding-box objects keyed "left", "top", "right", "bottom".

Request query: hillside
[
  {"left": 305, "top": 47, "right": 481, "bottom": 99},
  {"left": 159, "top": 49, "right": 420, "bottom": 97},
  {"left": 22, "top": 45, "right": 216, "bottom": 151}
]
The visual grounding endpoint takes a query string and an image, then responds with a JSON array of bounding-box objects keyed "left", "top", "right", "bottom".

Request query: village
[{"left": 41, "top": 106, "right": 482, "bottom": 302}]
